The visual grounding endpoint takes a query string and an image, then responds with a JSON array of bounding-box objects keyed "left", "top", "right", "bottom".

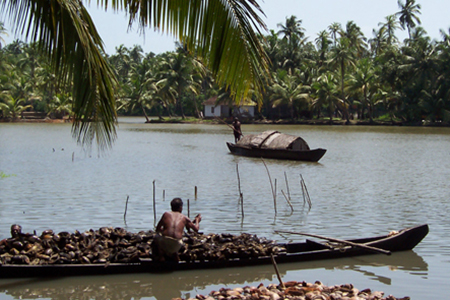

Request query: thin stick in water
[
  {"left": 281, "top": 190, "right": 294, "bottom": 213},
  {"left": 300, "top": 174, "right": 312, "bottom": 208},
  {"left": 236, "top": 163, "right": 244, "bottom": 218},
  {"left": 187, "top": 199, "right": 190, "bottom": 218},
  {"left": 261, "top": 158, "right": 277, "bottom": 214},
  {"left": 271, "top": 254, "right": 285, "bottom": 289},
  {"left": 153, "top": 180, "right": 156, "bottom": 226},
  {"left": 284, "top": 172, "right": 291, "bottom": 201},
  {"left": 124, "top": 195, "right": 129, "bottom": 221},
  {"left": 195, "top": 186, "right": 197, "bottom": 200}
]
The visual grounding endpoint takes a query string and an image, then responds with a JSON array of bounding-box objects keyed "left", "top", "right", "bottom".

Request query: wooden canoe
[
  {"left": 227, "top": 142, "right": 326, "bottom": 162},
  {"left": 0, "top": 224, "right": 428, "bottom": 278},
  {"left": 226, "top": 130, "right": 326, "bottom": 162}
]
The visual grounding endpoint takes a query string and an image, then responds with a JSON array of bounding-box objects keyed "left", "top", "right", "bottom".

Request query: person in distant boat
[
  {"left": 152, "top": 198, "right": 201, "bottom": 262},
  {"left": 232, "top": 117, "right": 242, "bottom": 143}
]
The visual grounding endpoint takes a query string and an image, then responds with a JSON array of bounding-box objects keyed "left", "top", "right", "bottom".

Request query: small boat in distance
[{"left": 227, "top": 130, "right": 326, "bottom": 162}]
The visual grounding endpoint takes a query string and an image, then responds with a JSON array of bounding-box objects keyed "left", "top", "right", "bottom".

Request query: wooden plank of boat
[
  {"left": 226, "top": 142, "right": 327, "bottom": 162},
  {"left": 0, "top": 224, "right": 428, "bottom": 278}
]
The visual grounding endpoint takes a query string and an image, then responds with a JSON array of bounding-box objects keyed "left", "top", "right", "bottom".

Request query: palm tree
[
  {"left": 118, "top": 56, "right": 155, "bottom": 122},
  {"left": 47, "top": 93, "right": 73, "bottom": 119},
  {"left": 328, "top": 37, "right": 356, "bottom": 123},
  {"left": 0, "top": 21, "right": 8, "bottom": 49},
  {"left": 347, "top": 58, "right": 376, "bottom": 122},
  {"left": 311, "top": 72, "right": 342, "bottom": 124},
  {"left": 156, "top": 48, "right": 200, "bottom": 119},
  {"left": 277, "top": 16, "right": 305, "bottom": 45},
  {"left": 262, "top": 30, "right": 282, "bottom": 72},
  {"left": 340, "top": 21, "right": 367, "bottom": 58},
  {"left": 378, "top": 15, "right": 400, "bottom": 46},
  {"left": 315, "top": 30, "right": 331, "bottom": 69},
  {"left": 0, "top": 0, "right": 270, "bottom": 150},
  {"left": 328, "top": 22, "right": 341, "bottom": 46},
  {"left": 270, "top": 69, "right": 310, "bottom": 119},
  {"left": 396, "top": 0, "right": 422, "bottom": 39},
  {"left": 0, "top": 94, "right": 33, "bottom": 120}
]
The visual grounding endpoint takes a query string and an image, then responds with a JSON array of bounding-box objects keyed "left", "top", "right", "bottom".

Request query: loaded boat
[
  {"left": 226, "top": 130, "right": 326, "bottom": 162},
  {"left": 0, "top": 224, "right": 428, "bottom": 278}
]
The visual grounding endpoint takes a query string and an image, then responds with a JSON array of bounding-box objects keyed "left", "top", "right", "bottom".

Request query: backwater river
[{"left": 0, "top": 117, "right": 449, "bottom": 299}]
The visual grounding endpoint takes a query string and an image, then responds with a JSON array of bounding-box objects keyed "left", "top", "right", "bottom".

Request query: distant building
[{"left": 202, "top": 96, "right": 257, "bottom": 118}]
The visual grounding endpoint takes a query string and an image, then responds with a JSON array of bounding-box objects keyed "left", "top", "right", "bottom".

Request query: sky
[{"left": 2, "top": 0, "right": 450, "bottom": 55}]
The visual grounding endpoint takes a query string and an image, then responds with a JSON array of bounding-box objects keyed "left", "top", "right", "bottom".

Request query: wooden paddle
[{"left": 274, "top": 230, "right": 391, "bottom": 255}]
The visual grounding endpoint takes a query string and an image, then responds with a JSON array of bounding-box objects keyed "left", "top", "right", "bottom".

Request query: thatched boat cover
[{"left": 237, "top": 130, "right": 310, "bottom": 150}]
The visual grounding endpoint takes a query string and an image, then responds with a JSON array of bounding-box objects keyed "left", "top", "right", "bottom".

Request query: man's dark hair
[
  {"left": 10, "top": 224, "right": 22, "bottom": 238},
  {"left": 171, "top": 198, "right": 183, "bottom": 211}
]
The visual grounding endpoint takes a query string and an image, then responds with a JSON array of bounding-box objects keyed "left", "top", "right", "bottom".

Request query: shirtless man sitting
[{"left": 153, "top": 198, "right": 201, "bottom": 262}]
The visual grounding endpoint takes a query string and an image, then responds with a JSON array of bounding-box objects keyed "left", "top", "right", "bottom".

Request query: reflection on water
[{"left": 0, "top": 251, "right": 427, "bottom": 300}]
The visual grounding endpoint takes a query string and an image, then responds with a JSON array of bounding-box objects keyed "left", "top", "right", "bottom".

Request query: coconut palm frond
[
  {"left": 1, "top": 0, "right": 118, "bottom": 151},
  {"left": 106, "top": 0, "right": 270, "bottom": 104}
]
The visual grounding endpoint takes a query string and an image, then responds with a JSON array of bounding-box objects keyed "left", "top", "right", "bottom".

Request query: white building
[{"left": 202, "top": 96, "right": 257, "bottom": 118}]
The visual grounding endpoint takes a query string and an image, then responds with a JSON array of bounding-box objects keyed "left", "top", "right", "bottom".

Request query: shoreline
[
  {"left": 2, "top": 117, "right": 449, "bottom": 127},
  {"left": 146, "top": 117, "right": 449, "bottom": 127}
]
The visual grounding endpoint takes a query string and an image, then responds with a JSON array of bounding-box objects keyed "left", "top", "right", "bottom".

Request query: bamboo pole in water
[
  {"left": 300, "top": 174, "right": 312, "bottom": 208},
  {"left": 236, "top": 163, "right": 244, "bottom": 218},
  {"left": 124, "top": 195, "right": 129, "bottom": 222},
  {"left": 187, "top": 199, "right": 190, "bottom": 218},
  {"left": 281, "top": 190, "right": 294, "bottom": 213},
  {"left": 284, "top": 172, "right": 291, "bottom": 201},
  {"left": 271, "top": 254, "right": 285, "bottom": 289},
  {"left": 153, "top": 180, "right": 156, "bottom": 225},
  {"left": 261, "top": 158, "right": 277, "bottom": 214}
]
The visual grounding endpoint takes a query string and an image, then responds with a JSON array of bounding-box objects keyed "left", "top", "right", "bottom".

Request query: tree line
[{"left": 1, "top": 0, "right": 450, "bottom": 125}]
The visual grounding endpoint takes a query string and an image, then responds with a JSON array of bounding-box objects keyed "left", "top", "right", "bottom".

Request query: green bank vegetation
[{"left": 1, "top": 0, "right": 450, "bottom": 128}]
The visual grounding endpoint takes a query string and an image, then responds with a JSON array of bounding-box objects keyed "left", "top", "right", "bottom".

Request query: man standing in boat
[
  {"left": 153, "top": 198, "right": 201, "bottom": 262},
  {"left": 232, "top": 117, "right": 242, "bottom": 143}
]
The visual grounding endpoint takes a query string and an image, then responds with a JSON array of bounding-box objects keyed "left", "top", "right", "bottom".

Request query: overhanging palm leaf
[
  {"left": 1, "top": 0, "right": 270, "bottom": 150},
  {"left": 1, "top": 0, "right": 117, "bottom": 150},
  {"left": 107, "top": 0, "right": 270, "bottom": 103}
]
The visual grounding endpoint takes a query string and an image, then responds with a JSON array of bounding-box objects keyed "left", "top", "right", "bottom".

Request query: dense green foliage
[
  {"left": 0, "top": 0, "right": 270, "bottom": 150},
  {"left": 1, "top": 0, "right": 450, "bottom": 125}
]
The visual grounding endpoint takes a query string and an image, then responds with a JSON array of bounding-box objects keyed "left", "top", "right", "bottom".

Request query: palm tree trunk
[
  {"left": 340, "top": 60, "right": 350, "bottom": 124},
  {"left": 140, "top": 103, "right": 151, "bottom": 123}
]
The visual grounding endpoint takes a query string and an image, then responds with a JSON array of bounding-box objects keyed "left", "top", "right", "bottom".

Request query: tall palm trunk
[
  {"left": 140, "top": 103, "right": 151, "bottom": 123},
  {"left": 340, "top": 60, "right": 350, "bottom": 124}
]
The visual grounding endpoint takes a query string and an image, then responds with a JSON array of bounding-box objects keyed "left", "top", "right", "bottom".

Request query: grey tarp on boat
[{"left": 237, "top": 130, "right": 310, "bottom": 151}]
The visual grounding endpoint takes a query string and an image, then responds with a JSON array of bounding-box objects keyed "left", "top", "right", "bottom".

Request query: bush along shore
[
  {"left": 176, "top": 281, "right": 410, "bottom": 300},
  {"left": 145, "top": 116, "right": 449, "bottom": 127}
]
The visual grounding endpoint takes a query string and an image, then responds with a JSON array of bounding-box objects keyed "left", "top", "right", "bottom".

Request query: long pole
[
  {"left": 274, "top": 230, "right": 391, "bottom": 255},
  {"left": 153, "top": 180, "right": 156, "bottom": 226},
  {"left": 213, "top": 116, "right": 243, "bottom": 136}
]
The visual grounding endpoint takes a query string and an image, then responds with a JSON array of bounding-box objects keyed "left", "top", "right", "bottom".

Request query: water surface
[{"left": 1, "top": 118, "right": 449, "bottom": 299}]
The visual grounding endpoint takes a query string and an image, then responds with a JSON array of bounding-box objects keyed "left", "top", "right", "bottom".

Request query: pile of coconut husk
[
  {"left": 176, "top": 281, "right": 410, "bottom": 300},
  {"left": 0, "top": 227, "right": 284, "bottom": 265},
  {"left": 180, "top": 232, "right": 285, "bottom": 262}
]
